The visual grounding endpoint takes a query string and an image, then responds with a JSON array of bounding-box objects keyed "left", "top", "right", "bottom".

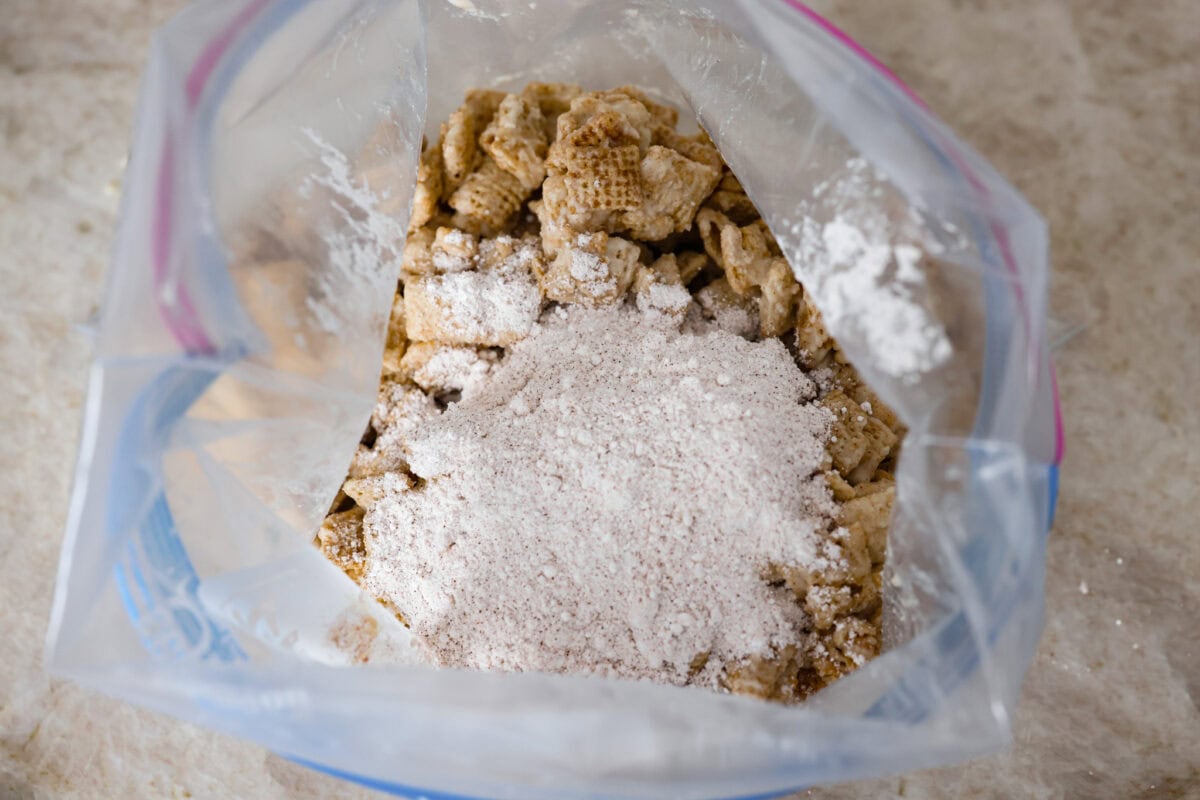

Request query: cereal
[
  {"left": 820, "top": 389, "right": 898, "bottom": 484},
  {"left": 839, "top": 483, "right": 895, "bottom": 565},
  {"left": 550, "top": 143, "right": 644, "bottom": 212},
  {"left": 380, "top": 293, "right": 407, "bottom": 376},
  {"left": 448, "top": 157, "right": 531, "bottom": 232},
  {"left": 556, "top": 92, "right": 653, "bottom": 151},
  {"left": 398, "top": 342, "right": 498, "bottom": 396},
  {"left": 612, "top": 84, "right": 679, "bottom": 129},
  {"left": 441, "top": 112, "right": 478, "bottom": 194},
  {"left": 536, "top": 232, "right": 640, "bottom": 307},
  {"left": 432, "top": 227, "right": 479, "bottom": 272},
  {"left": 695, "top": 277, "right": 760, "bottom": 339},
  {"left": 519, "top": 81, "right": 583, "bottom": 139},
  {"left": 756, "top": 259, "right": 800, "bottom": 338},
  {"left": 620, "top": 145, "right": 720, "bottom": 241},
  {"left": 409, "top": 141, "right": 445, "bottom": 231},
  {"left": 703, "top": 170, "right": 758, "bottom": 224},
  {"left": 722, "top": 646, "right": 802, "bottom": 702},
  {"left": 400, "top": 226, "right": 436, "bottom": 278},
  {"left": 371, "top": 379, "right": 440, "bottom": 436},
  {"left": 675, "top": 251, "right": 710, "bottom": 284},
  {"left": 480, "top": 93, "right": 549, "bottom": 191},
  {"left": 795, "top": 289, "right": 837, "bottom": 368},
  {"left": 633, "top": 255, "right": 691, "bottom": 326},
  {"left": 405, "top": 264, "right": 541, "bottom": 345},
  {"left": 441, "top": 89, "right": 507, "bottom": 195},
  {"left": 531, "top": 175, "right": 617, "bottom": 254},
  {"left": 323, "top": 83, "right": 906, "bottom": 704},
  {"left": 653, "top": 126, "right": 724, "bottom": 173},
  {"left": 344, "top": 472, "right": 411, "bottom": 507},
  {"left": 317, "top": 507, "right": 367, "bottom": 582}
]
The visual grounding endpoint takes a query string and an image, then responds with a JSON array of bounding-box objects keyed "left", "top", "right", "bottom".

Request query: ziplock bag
[{"left": 47, "top": 1, "right": 1063, "bottom": 797}]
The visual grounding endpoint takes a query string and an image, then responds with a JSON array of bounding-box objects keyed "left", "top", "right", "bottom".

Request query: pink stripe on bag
[
  {"left": 153, "top": 0, "right": 272, "bottom": 355},
  {"left": 781, "top": 0, "right": 931, "bottom": 111},
  {"left": 783, "top": 0, "right": 1065, "bottom": 463},
  {"left": 186, "top": 0, "right": 273, "bottom": 105}
]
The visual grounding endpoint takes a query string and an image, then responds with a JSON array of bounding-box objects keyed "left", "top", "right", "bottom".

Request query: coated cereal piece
[
  {"left": 480, "top": 93, "right": 549, "bottom": 190},
  {"left": 371, "top": 379, "right": 439, "bottom": 436},
  {"left": 380, "top": 293, "right": 407, "bottom": 376},
  {"left": 839, "top": 484, "right": 895, "bottom": 564},
  {"left": 825, "top": 470, "right": 856, "bottom": 502},
  {"left": 532, "top": 175, "right": 617, "bottom": 255},
  {"left": 620, "top": 145, "right": 720, "bottom": 241},
  {"left": 317, "top": 507, "right": 367, "bottom": 582},
  {"left": 653, "top": 125, "right": 724, "bottom": 172},
  {"left": 410, "top": 140, "right": 444, "bottom": 231},
  {"left": 556, "top": 108, "right": 642, "bottom": 150},
  {"left": 696, "top": 210, "right": 778, "bottom": 293},
  {"left": 633, "top": 255, "right": 691, "bottom": 326},
  {"left": 404, "top": 262, "right": 541, "bottom": 346},
  {"left": 696, "top": 207, "right": 730, "bottom": 266},
  {"left": 821, "top": 395, "right": 895, "bottom": 485},
  {"left": 552, "top": 143, "right": 644, "bottom": 212},
  {"left": 820, "top": 391, "right": 868, "bottom": 472},
  {"left": 431, "top": 227, "right": 478, "bottom": 272},
  {"left": 440, "top": 112, "right": 478, "bottom": 193},
  {"left": 556, "top": 91, "right": 653, "bottom": 150},
  {"left": 520, "top": 81, "right": 582, "bottom": 138},
  {"left": 675, "top": 251, "right": 710, "bottom": 284},
  {"left": 821, "top": 525, "right": 873, "bottom": 586},
  {"left": 804, "top": 578, "right": 879, "bottom": 631},
  {"left": 812, "top": 617, "right": 880, "bottom": 680},
  {"left": 398, "top": 342, "right": 498, "bottom": 396},
  {"left": 612, "top": 85, "right": 679, "bottom": 128},
  {"left": 695, "top": 277, "right": 759, "bottom": 339},
  {"left": 847, "top": 415, "right": 898, "bottom": 485},
  {"left": 757, "top": 259, "right": 800, "bottom": 338},
  {"left": 400, "top": 226, "right": 436, "bottom": 278},
  {"left": 832, "top": 616, "right": 881, "bottom": 668},
  {"left": 717, "top": 171, "right": 744, "bottom": 193},
  {"left": 641, "top": 253, "right": 683, "bottom": 285},
  {"left": 344, "top": 471, "right": 413, "bottom": 508},
  {"left": 720, "top": 219, "right": 777, "bottom": 295},
  {"left": 704, "top": 172, "right": 758, "bottom": 225},
  {"left": 795, "top": 289, "right": 836, "bottom": 368},
  {"left": 448, "top": 157, "right": 531, "bottom": 232},
  {"left": 347, "top": 441, "right": 406, "bottom": 480},
  {"left": 440, "top": 90, "right": 507, "bottom": 194},
  {"left": 832, "top": 362, "right": 902, "bottom": 433},
  {"left": 537, "top": 232, "right": 640, "bottom": 307},
  {"left": 822, "top": 389, "right": 870, "bottom": 476},
  {"left": 476, "top": 233, "right": 542, "bottom": 273},
  {"left": 462, "top": 88, "right": 507, "bottom": 125},
  {"left": 721, "top": 645, "right": 801, "bottom": 702}
]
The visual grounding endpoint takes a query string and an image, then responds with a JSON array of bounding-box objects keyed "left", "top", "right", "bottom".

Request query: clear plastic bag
[{"left": 47, "top": 1, "right": 1062, "bottom": 797}]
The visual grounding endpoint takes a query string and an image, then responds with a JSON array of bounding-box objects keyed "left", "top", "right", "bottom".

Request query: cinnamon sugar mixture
[{"left": 361, "top": 306, "right": 836, "bottom": 686}]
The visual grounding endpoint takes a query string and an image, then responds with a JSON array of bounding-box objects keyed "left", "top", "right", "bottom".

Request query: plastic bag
[{"left": 47, "top": 1, "right": 1062, "bottom": 797}]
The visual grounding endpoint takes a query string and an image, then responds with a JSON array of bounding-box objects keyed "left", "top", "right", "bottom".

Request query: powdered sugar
[
  {"left": 407, "top": 266, "right": 541, "bottom": 345},
  {"left": 360, "top": 306, "right": 837, "bottom": 686},
  {"left": 782, "top": 157, "right": 952, "bottom": 382}
]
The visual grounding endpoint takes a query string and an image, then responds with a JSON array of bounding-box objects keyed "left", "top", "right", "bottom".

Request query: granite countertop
[{"left": 2, "top": 1, "right": 1197, "bottom": 798}]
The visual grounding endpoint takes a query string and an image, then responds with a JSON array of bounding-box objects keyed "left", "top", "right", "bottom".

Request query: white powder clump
[
  {"left": 783, "top": 157, "right": 952, "bottom": 381},
  {"left": 361, "top": 306, "right": 837, "bottom": 686}
]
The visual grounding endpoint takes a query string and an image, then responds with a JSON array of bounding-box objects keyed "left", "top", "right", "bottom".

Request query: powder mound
[{"left": 361, "top": 306, "right": 836, "bottom": 685}]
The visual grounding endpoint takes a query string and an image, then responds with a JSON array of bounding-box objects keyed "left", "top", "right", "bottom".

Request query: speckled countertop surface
[{"left": 1, "top": 2, "right": 1197, "bottom": 798}]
